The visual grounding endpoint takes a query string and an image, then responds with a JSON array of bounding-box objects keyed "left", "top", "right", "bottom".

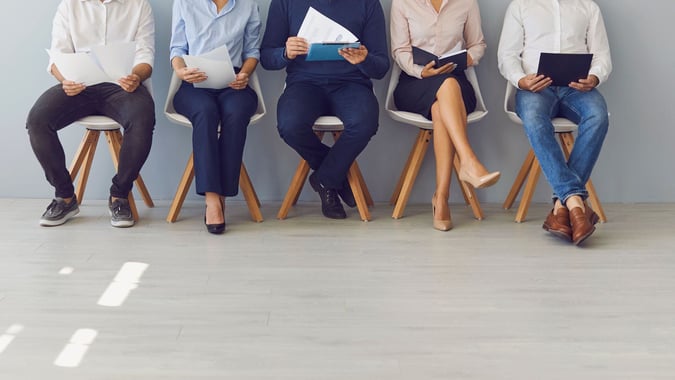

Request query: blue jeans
[
  {"left": 277, "top": 80, "right": 379, "bottom": 189},
  {"left": 516, "top": 86, "right": 609, "bottom": 203}
]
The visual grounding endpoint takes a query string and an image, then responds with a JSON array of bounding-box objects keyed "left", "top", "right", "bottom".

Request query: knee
[{"left": 437, "top": 78, "right": 461, "bottom": 98}]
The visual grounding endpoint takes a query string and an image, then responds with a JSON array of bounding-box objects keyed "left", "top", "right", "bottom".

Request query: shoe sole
[
  {"left": 108, "top": 210, "right": 135, "bottom": 228},
  {"left": 573, "top": 226, "right": 596, "bottom": 246},
  {"left": 542, "top": 223, "right": 572, "bottom": 242},
  {"left": 39, "top": 208, "right": 80, "bottom": 227}
]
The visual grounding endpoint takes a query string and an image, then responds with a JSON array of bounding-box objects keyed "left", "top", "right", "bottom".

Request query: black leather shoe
[
  {"left": 204, "top": 203, "right": 225, "bottom": 235},
  {"left": 337, "top": 179, "right": 357, "bottom": 208},
  {"left": 309, "top": 172, "right": 347, "bottom": 219}
]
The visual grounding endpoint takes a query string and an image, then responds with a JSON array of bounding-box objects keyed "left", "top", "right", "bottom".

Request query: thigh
[
  {"left": 277, "top": 82, "right": 330, "bottom": 128},
  {"left": 329, "top": 82, "right": 379, "bottom": 128},
  {"left": 515, "top": 87, "right": 559, "bottom": 122},
  {"left": 558, "top": 88, "right": 608, "bottom": 124},
  {"left": 27, "top": 84, "right": 100, "bottom": 130},
  {"left": 173, "top": 82, "right": 220, "bottom": 122},
  {"left": 216, "top": 86, "right": 258, "bottom": 121},
  {"left": 97, "top": 83, "right": 155, "bottom": 126}
]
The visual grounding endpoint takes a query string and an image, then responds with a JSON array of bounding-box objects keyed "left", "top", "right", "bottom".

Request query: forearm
[
  {"left": 239, "top": 58, "right": 258, "bottom": 76},
  {"left": 50, "top": 64, "right": 67, "bottom": 83},
  {"left": 132, "top": 63, "right": 153, "bottom": 82}
]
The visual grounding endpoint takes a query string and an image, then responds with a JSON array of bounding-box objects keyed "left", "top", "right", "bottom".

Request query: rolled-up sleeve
[
  {"left": 48, "top": 1, "right": 74, "bottom": 73},
  {"left": 242, "top": 3, "right": 262, "bottom": 61},
  {"left": 390, "top": 0, "right": 422, "bottom": 79},
  {"left": 169, "top": 0, "right": 188, "bottom": 62},
  {"left": 587, "top": 4, "right": 612, "bottom": 85},
  {"left": 133, "top": 0, "right": 155, "bottom": 68},
  {"left": 464, "top": 0, "right": 486, "bottom": 65},
  {"left": 497, "top": 1, "right": 527, "bottom": 89}
]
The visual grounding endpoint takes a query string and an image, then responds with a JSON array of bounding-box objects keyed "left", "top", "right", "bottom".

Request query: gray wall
[{"left": 2, "top": 0, "right": 673, "bottom": 204}]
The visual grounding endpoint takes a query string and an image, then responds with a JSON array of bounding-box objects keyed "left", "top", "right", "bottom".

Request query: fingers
[
  {"left": 180, "top": 67, "right": 207, "bottom": 83},
  {"left": 62, "top": 80, "right": 85, "bottom": 96},
  {"left": 285, "top": 37, "right": 309, "bottom": 59},
  {"left": 528, "top": 75, "right": 552, "bottom": 92},
  {"left": 118, "top": 74, "right": 141, "bottom": 93},
  {"left": 338, "top": 46, "right": 368, "bottom": 65},
  {"left": 229, "top": 73, "right": 249, "bottom": 90}
]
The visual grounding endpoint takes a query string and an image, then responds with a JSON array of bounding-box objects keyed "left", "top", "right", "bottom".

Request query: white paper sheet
[
  {"left": 297, "top": 7, "right": 358, "bottom": 43},
  {"left": 48, "top": 43, "right": 136, "bottom": 86},
  {"left": 183, "top": 45, "right": 236, "bottom": 89}
]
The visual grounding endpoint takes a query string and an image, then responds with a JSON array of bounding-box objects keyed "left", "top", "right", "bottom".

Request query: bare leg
[
  {"left": 434, "top": 78, "right": 491, "bottom": 178},
  {"left": 205, "top": 191, "right": 224, "bottom": 225},
  {"left": 431, "top": 102, "right": 452, "bottom": 223}
]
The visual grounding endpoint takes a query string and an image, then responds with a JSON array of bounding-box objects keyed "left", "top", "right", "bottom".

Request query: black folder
[
  {"left": 412, "top": 46, "right": 468, "bottom": 71},
  {"left": 537, "top": 53, "right": 593, "bottom": 86}
]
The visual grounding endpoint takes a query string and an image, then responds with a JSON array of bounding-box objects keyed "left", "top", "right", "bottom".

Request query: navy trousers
[
  {"left": 277, "top": 80, "right": 379, "bottom": 189},
  {"left": 173, "top": 81, "right": 257, "bottom": 197},
  {"left": 26, "top": 83, "right": 155, "bottom": 199}
]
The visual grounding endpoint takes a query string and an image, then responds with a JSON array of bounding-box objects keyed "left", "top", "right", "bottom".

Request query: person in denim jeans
[{"left": 497, "top": 0, "right": 612, "bottom": 245}]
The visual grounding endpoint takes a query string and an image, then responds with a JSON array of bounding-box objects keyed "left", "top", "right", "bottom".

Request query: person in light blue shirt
[{"left": 170, "top": 0, "right": 261, "bottom": 235}]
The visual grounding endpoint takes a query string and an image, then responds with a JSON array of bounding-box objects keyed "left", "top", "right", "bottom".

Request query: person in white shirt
[
  {"left": 26, "top": 0, "right": 155, "bottom": 228},
  {"left": 497, "top": 0, "right": 611, "bottom": 245}
]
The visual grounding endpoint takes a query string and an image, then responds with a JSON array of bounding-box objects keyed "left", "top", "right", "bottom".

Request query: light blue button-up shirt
[{"left": 170, "top": 0, "right": 261, "bottom": 68}]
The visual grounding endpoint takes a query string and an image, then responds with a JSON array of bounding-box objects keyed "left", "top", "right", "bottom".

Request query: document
[
  {"left": 298, "top": 7, "right": 359, "bottom": 61},
  {"left": 412, "top": 42, "right": 468, "bottom": 71},
  {"left": 537, "top": 52, "right": 593, "bottom": 86},
  {"left": 48, "top": 42, "right": 136, "bottom": 86},
  {"left": 183, "top": 45, "right": 236, "bottom": 89}
]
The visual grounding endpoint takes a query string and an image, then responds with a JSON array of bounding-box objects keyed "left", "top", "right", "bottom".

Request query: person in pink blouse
[{"left": 390, "top": 0, "right": 499, "bottom": 231}]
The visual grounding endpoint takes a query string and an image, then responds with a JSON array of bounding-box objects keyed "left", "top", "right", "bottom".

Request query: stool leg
[
  {"left": 111, "top": 131, "right": 154, "bottom": 208},
  {"left": 504, "top": 149, "right": 536, "bottom": 210},
  {"left": 350, "top": 161, "right": 373, "bottom": 207},
  {"left": 391, "top": 130, "right": 431, "bottom": 219},
  {"left": 390, "top": 130, "right": 425, "bottom": 205},
  {"left": 514, "top": 157, "right": 541, "bottom": 223},
  {"left": 277, "top": 160, "right": 311, "bottom": 220},
  {"left": 239, "top": 163, "right": 263, "bottom": 222},
  {"left": 347, "top": 163, "right": 371, "bottom": 222},
  {"left": 166, "top": 153, "right": 195, "bottom": 223},
  {"left": 70, "top": 130, "right": 100, "bottom": 204}
]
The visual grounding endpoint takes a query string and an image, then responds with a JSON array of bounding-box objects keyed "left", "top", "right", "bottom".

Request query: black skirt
[{"left": 393, "top": 70, "right": 477, "bottom": 120}]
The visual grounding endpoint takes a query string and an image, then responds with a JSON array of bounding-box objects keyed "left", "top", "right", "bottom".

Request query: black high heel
[{"left": 205, "top": 198, "right": 225, "bottom": 235}]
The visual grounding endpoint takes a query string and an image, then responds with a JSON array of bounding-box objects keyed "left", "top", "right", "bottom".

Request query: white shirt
[
  {"left": 497, "top": 0, "right": 612, "bottom": 88},
  {"left": 49, "top": 0, "right": 155, "bottom": 73}
]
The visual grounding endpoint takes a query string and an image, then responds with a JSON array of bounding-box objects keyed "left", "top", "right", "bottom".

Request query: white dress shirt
[
  {"left": 497, "top": 0, "right": 612, "bottom": 88},
  {"left": 49, "top": 0, "right": 155, "bottom": 73}
]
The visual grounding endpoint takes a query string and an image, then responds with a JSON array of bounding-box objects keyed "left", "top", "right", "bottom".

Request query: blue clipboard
[{"left": 305, "top": 42, "right": 361, "bottom": 61}]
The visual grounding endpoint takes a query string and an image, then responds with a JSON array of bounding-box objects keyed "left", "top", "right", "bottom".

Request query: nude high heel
[
  {"left": 432, "top": 193, "right": 452, "bottom": 231},
  {"left": 458, "top": 168, "right": 501, "bottom": 189}
]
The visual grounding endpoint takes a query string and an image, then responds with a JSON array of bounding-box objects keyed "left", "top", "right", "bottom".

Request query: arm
[
  {"left": 49, "top": 1, "right": 86, "bottom": 96},
  {"left": 260, "top": 0, "right": 290, "bottom": 70},
  {"left": 349, "top": 0, "right": 390, "bottom": 79},
  {"left": 390, "top": 0, "right": 423, "bottom": 78},
  {"left": 586, "top": 4, "right": 612, "bottom": 85},
  {"left": 119, "top": 0, "right": 154, "bottom": 92},
  {"left": 497, "top": 1, "right": 528, "bottom": 89},
  {"left": 464, "top": 0, "right": 486, "bottom": 66}
]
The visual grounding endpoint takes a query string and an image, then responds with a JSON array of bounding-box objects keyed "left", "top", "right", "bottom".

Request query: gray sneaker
[
  {"left": 108, "top": 196, "right": 134, "bottom": 228},
  {"left": 40, "top": 196, "right": 79, "bottom": 226}
]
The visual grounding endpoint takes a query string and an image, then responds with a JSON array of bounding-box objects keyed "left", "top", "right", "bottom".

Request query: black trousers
[{"left": 26, "top": 83, "right": 155, "bottom": 199}]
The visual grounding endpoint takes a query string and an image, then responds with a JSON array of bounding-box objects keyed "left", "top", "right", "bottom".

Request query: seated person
[
  {"left": 390, "top": 0, "right": 500, "bottom": 231},
  {"left": 260, "top": 0, "right": 390, "bottom": 219},
  {"left": 498, "top": 0, "right": 612, "bottom": 245},
  {"left": 26, "top": 0, "right": 155, "bottom": 228},
  {"left": 170, "top": 0, "right": 261, "bottom": 234}
]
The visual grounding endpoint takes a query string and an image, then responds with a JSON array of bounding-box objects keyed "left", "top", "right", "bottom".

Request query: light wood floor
[{"left": 1, "top": 199, "right": 674, "bottom": 379}]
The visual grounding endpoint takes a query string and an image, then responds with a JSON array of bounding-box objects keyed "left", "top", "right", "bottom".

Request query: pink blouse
[{"left": 390, "top": 0, "right": 486, "bottom": 78}]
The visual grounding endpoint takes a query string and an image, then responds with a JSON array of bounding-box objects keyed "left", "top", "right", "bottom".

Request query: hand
[
  {"left": 518, "top": 74, "right": 552, "bottom": 92},
  {"left": 569, "top": 75, "right": 599, "bottom": 92},
  {"left": 339, "top": 45, "right": 368, "bottom": 65},
  {"left": 467, "top": 53, "right": 474, "bottom": 67},
  {"left": 61, "top": 80, "right": 86, "bottom": 97},
  {"left": 177, "top": 67, "right": 208, "bottom": 84},
  {"left": 229, "top": 72, "right": 249, "bottom": 90},
  {"left": 118, "top": 73, "right": 142, "bottom": 93},
  {"left": 420, "top": 61, "right": 455, "bottom": 78},
  {"left": 285, "top": 37, "right": 309, "bottom": 60}
]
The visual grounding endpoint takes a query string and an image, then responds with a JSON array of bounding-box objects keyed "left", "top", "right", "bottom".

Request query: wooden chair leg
[
  {"left": 277, "top": 159, "right": 311, "bottom": 220},
  {"left": 70, "top": 130, "right": 100, "bottom": 204},
  {"left": 347, "top": 162, "right": 371, "bottom": 222},
  {"left": 390, "top": 130, "right": 426, "bottom": 205},
  {"left": 110, "top": 130, "right": 154, "bottom": 208},
  {"left": 391, "top": 130, "right": 431, "bottom": 219},
  {"left": 453, "top": 154, "right": 484, "bottom": 220},
  {"left": 104, "top": 130, "right": 139, "bottom": 222},
  {"left": 166, "top": 153, "right": 195, "bottom": 223},
  {"left": 503, "top": 149, "right": 536, "bottom": 210},
  {"left": 514, "top": 157, "right": 541, "bottom": 223},
  {"left": 558, "top": 132, "right": 607, "bottom": 222},
  {"left": 350, "top": 161, "right": 373, "bottom": 207},
  {"left": 239, "top": 163, "right": 263, "bottom": 222}
]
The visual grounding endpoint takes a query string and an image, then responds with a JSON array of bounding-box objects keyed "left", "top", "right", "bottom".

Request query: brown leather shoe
[
  {"left": 584, "top": 202, "right": 600, "bottom": 225},
  {"left": 569, "top": 207, "right": 596, "bottom": 245},
  {"left": 542, "top": 208, "right": 572, "bottom": 242}
]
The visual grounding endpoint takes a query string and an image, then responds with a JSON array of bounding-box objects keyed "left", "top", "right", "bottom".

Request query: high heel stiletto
[
  {"left": 459, "top": 168, "right": 501, "bottom": 189},
  {"left": 431, "top": 194, "right": 452, "bottom": 231},
  {"left": 205, "top": 198, "right": 225, "bottom": 235}
]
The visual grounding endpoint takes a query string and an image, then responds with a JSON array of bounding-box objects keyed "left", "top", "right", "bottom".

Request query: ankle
[{"left": 565, "top": 196, "right": 585, "bottom": 211}]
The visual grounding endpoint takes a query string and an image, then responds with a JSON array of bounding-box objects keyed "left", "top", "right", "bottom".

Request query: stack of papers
[
  {"left": 182, "top": 45, "right": 236, "bottom": 89},
  {"left": 298, "top": 7, "right": 359, "bottom": 61},
  {"left": 48, "top": 42, "right": 136, "bottom": 86}
]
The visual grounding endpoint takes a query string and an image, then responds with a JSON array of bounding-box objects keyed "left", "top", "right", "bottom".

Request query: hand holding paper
[
  {"left": 297, "top": 7, "right": 361, "bottom": 62},
  {"left": 182, "top": 45, "right": 236, "bottom": 89},
  {"left": 48, "top": 42, "right": 136, "bottom": 86}
]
